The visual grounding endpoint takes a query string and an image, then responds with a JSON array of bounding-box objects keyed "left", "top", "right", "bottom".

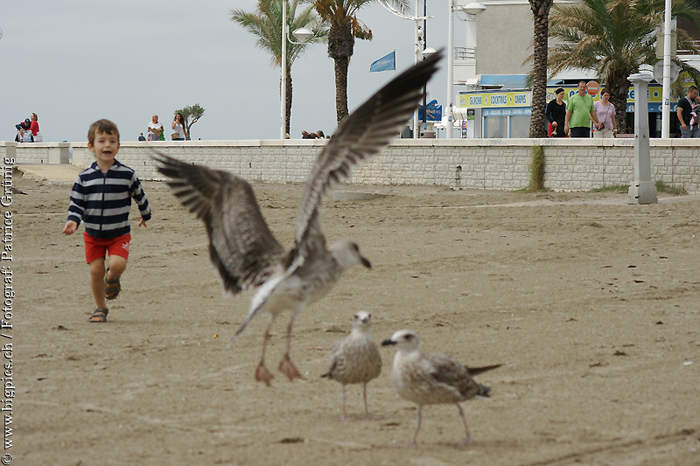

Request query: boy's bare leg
[
  {"left": 106, "top": 255, "right": 127, "bottom": 282},
  {"left": 88, "top": 258, "right": 107, "bottom": 309},
  {"left": 105, "top": 255, "right": 127, "bottom": 299},
  {"left": 89, "top": 256, "right": 127, "bottom": 306}
]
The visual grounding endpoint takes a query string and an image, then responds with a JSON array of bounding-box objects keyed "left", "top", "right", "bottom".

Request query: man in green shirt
[{"left": 565, "top": 81, "right": 603, "bottom": 138}]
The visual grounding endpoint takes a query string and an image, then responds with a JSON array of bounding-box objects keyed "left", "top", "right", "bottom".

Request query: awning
[{"left": 479, "top": 74, "right": 529, "bottom": 89}]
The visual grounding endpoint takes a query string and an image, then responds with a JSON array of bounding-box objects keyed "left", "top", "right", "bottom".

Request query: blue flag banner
[
  {"left": 418, "top": 100, "right": 443, "bottom": 122},
  {"left": 370, "top": 51, "right": 396, "bottom": 72}
]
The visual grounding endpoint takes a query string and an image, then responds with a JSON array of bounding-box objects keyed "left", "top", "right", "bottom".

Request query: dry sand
[{"left": 12, "top": 173, "right": 700, "bottom": 465}]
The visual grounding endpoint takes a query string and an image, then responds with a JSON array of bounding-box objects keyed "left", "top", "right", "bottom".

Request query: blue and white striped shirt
[{"left": 67, "top": 160, "right": 152, "bottom": 239}]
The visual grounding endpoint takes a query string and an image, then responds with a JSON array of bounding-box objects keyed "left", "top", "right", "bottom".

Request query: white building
[{"left": 449, "top": 0, "right": 697, "bottom": 138}]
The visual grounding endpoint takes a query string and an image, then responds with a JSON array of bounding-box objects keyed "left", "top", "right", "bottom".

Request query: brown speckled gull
[
  {"left": 322, "top": 311, "right": 382, "bottom": 420},
  {"left": 382, "top": 330, "right": 500, "bottom": 446}
]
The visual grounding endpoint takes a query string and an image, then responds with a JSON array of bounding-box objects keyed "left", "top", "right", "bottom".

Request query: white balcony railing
[
  {"left": 454, "top": 46, "right": 476, "bottom": 61},
  {"left": 677, "top": 40, "right": 700, "bottom": 56}
]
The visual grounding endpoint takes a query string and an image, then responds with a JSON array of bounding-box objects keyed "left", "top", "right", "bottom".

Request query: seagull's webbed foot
[
  {"left": 255, "top": 362, "right": 274, "bottom": 386},
  {"left": 396, "top": 441, "right": 417, "bottom": 449},
  {"left": 278, "top": 353, "right": 302, "bottom": 381},
  {"left": 457, "top": 436, "right": 473, "bottom": 447}
]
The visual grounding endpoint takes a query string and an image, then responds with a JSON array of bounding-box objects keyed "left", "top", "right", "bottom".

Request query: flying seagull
[
  {"left": 382, "top": 330, "right": 500, "bottom": 446},
  {"left": 322, "top": 311, "right": 382, "bottom": 420},
  {"left": 154, "top": 51, "right": 442, "bottom": 386}
]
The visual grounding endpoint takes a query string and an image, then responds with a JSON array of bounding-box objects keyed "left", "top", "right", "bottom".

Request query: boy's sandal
[
  {"left": 89, "top": 308, "right": 109, "bottom": 323},
  {"left": 104, "top": 268, "right": 121, "bottom": 300}
]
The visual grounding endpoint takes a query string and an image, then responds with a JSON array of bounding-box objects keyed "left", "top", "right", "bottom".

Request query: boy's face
[{"left": 88, "top": 131, "right": 120, "bottom": 164}]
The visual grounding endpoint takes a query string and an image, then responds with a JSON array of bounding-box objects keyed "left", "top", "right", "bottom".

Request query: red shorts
[{"left": 84, "top": 232, "right": 131, "bottom": 264}]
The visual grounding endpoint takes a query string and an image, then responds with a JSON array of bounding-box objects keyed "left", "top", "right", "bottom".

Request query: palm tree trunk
[
  {"left": 333, "top": 57, "right": 349, "bottom": 125},
  {"left": 529, "top": 0, "right": 553, "bottom": 138},
  {"left": 607, "top": 75, "right": 629, "bottom": 134},
  {"left": 328, "top": 20, "right": 354, "bottom": 126},
  {"left": 286, "top": 64, "right": 293, "bottom": 137}
]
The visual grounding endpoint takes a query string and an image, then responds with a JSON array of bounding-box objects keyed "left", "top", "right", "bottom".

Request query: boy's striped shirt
[{"left": 67, "top": 160, "right": 151, "bottom": 239}]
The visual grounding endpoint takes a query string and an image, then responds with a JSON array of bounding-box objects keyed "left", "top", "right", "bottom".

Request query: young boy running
[{"left": 63, "top": 119, "right": 152, "bottom": 322}]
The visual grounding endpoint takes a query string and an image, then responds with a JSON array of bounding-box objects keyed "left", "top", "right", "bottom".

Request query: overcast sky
[{"left": 1, "top": 0, "right": 466, "bottom": 142}]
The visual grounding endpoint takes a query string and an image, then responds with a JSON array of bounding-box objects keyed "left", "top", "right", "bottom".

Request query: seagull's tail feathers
[
  {"left": 226, "top": 317, "right": 256, "bottom": 349},
  {"left": 225, "top": 259, "right": 303, "bottom": 349},
  {"left": 476, "top": 384, "right": 492, "bottom": 398},
  {"left": 467, "top": 364, "right": 502, "bottom": 376},
  {"left": 225, "top": 277, "right": 281, "bottom": 349},
  {"left": 468, "top": 364, "right": 501, "bottom": 398}
]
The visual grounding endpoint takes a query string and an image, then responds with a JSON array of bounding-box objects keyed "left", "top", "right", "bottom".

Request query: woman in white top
[
  {"left": 171, "top": 112, "right": 187, "bottom": 141},
  {"left": 593, "top": 89, "right": 617, "bottom": 138},
  {"left": 147, "top": 114, "right": 163, "bottom": 141}
]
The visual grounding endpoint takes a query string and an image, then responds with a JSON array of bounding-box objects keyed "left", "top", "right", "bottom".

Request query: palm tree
[
  {"left": 548, "top": 0, "right": 700, "bottom": 134},
  {"left": 231, "top": 0, "right": 327, "bottom": 136},
  {"left": 314, "top": 0, "right": 408, "bottom": 126},
  {"left": 528, "top": 0, "right": 554, "bottom": 138}
]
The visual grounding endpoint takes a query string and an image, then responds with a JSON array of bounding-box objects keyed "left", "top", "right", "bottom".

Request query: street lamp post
[
  {"left": 422, "top": 47, "right": 437, "bottom": 134},
  {"left": 661, "top": 0, "right": 672, "bottom": 138},
  {"left": 378, "top": 0, "right": 431, "bottom": 138},
  {"left": 281, "top": 0, "right": 288, "bottom": 139},
  {"left": 445, "top": 1, "right": 484, "bottom": 139},
  {"left": 280, "top": 1, "right": 313, "bottom": 139},
  {"left": 422, "top": 0, "right": 428, "bottom": 134}
]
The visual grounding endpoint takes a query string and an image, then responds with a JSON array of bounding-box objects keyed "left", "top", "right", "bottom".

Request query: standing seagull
[
  {"left": 322, "top": 311, "right": 382, "bottom": 420},
  {"left": 155, "top": 52, "right": 442, "bottom": 386},
  {"left": 382, "top": 330, "right": 500, "bottom": 446}
]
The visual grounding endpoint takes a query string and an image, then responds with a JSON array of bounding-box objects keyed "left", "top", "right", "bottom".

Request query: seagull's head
[
  {"left": 352, "top": 310, "right": 372, "bottom": 330},
  {"left": 330, "top": 239, "right": 371, "bottom": 270},
  {"left": 382, "top": 329, "right": 421, "bottom": 352}
]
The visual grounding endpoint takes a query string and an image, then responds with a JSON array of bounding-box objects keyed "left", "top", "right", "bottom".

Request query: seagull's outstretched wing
[
  {"left": 154, "top": 153, "right": 286, "bottom": 294},
  {"left": 294, "top": 51, "right": 443, "bottom": 255}
]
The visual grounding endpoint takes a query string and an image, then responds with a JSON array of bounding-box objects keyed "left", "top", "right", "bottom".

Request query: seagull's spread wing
[
  {"left": 154, "top": 153, "right": 286, "bottom": 294},
  {"left": 293, "top": 51, "right": 443, "bottom": 257}
]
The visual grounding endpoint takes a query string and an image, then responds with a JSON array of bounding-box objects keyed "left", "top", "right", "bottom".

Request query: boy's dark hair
[{"left": 88, "top": 119, "right": 120, "bottom": 145}]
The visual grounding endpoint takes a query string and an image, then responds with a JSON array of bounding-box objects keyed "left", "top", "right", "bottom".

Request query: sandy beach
[{"left": 12, "top": 172, "right": 700, "bottom": 465}]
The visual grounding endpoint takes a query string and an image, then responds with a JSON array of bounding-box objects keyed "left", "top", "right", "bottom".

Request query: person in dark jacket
[{"left": 546, "top": 88, "right": 568, "bottom": 137}]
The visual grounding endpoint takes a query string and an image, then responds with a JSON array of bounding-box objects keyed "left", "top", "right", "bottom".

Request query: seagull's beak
[
  {"left": 381, "top": 339, "right": 396, "bottom": 347},
  {"left": 361, "top": 255, "right": 372, "bottom": 268}
]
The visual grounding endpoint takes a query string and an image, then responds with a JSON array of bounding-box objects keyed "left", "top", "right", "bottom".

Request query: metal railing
[
  {"left": 454, "top": 46, "right": 475, "bottom": 61},
  {"left": 677, "top": 40, "right": 700, "bottom": 55}
]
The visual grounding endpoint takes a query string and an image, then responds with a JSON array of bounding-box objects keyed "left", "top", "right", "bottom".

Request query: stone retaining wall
[
  {"left": 7, "top": 139, "right": 700, "bottom": 193},
  {"left": 9, "top": 142, "right": 70, "bottom": 165}
]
